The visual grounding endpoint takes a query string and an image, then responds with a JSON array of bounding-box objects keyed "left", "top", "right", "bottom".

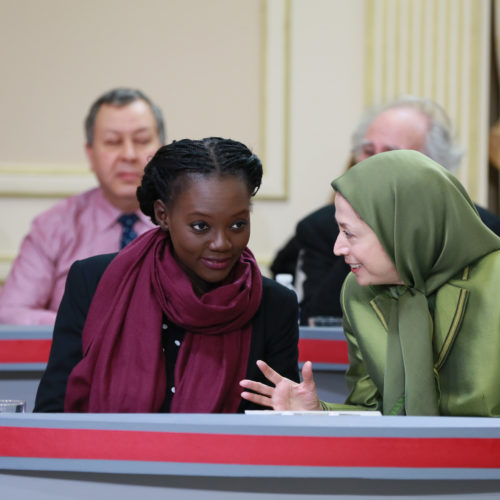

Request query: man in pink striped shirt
[{"left": 0, "top": 88, "right": 165, "bottom": 325}]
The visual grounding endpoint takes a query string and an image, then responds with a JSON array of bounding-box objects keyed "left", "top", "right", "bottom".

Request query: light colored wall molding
[
  {"left": 364, "top": 0, "right": 491, "bottom": 203},
  {"left": 0, "top": 163, "right": 97, "bottom": 197},
  {"left": 257, "top": 0, "right": 290, "bottom": 200}
]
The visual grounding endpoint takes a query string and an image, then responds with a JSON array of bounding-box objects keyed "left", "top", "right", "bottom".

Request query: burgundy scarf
[{"left": 64, "top": 228, "right": 263, "bottom": 413}]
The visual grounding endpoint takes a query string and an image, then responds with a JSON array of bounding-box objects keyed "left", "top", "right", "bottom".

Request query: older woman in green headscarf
[{"left": 240, "top": 150, "right": 500, "bottom": 416}]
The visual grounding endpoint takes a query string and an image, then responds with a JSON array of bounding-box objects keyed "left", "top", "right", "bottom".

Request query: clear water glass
[{"left": 0, "top": 399, "right": 26, "bottom": 413}]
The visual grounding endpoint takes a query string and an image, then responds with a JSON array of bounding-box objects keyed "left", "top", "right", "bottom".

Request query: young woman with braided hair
[{"left": 35, "top": 137, "right": 299, "bottom": 413}]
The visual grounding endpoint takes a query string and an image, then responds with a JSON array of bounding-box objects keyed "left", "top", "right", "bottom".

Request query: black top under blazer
[{"left": 34, "top": 253, "right": 300, "bottom": 412}]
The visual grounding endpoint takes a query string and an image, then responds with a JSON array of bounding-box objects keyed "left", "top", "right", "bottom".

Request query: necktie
[{"left": 118, "top": 214, "right": 139, "bottom": 249}]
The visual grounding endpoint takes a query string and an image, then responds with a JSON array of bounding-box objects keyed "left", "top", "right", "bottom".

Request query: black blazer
[
  {"left": 295, "top": 204, "right": 349, "bottom": 323},
  {"left": 34, "top": 253, "right": 300, "bottom": 412}
]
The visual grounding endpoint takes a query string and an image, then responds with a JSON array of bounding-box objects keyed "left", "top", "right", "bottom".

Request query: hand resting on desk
[{"left": 240, "top": 360, "right": 322, "bottom": 411}]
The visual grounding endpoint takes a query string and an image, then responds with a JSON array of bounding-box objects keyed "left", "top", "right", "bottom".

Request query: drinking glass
[
  {"left": 308, "top": 316, "right": 343, "bottom": 327},
  {"left": 0, "top": 399, "right": 26, "bottom": 413}
]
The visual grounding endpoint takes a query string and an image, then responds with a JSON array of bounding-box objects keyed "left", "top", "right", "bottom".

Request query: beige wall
[
  {"left": 0, "top": 0, "right": 494, "bottom": 285},
  {"left": 252, "top": 0, "right": 365, "bottom": 271},
  {"left": 0, "top": 0, "right": 262, "bottom": 162},
  {"left": 0, "top": 0, "right": 365, "bottom": 281}
]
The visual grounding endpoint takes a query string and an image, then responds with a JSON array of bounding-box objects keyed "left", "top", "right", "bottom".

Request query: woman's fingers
[
  {"left": 255, "top": 359, "right": 284, "bottom": 385},
  {"left": 240, "top": 361, "right": 292, "bottom": 411},
  {"left": 240, "top": 378, "right": 275, "bottom": 408},
  {"left": 301, "top": 361, "right": 315, "bottom": 386},
  {"left": 241, "top": 361, "right": 320, "bottom": 412},
  {"left": 240, "top": 391, "right": 274, "bottom": 408},
  {"left": 239, "top": 379, "right": 274, "bottom": 397}
]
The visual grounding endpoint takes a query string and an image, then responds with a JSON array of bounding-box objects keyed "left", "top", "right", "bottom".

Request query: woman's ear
[{"left": 154, "top": 200, "right": 169, "bottom": 231}]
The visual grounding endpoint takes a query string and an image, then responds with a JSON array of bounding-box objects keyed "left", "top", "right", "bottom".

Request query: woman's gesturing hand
[{"left": 240, "top": 360, "right": 322, "bottom": 411}]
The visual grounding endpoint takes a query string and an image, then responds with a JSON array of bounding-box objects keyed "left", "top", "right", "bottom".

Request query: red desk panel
[{"left": 0, "top": 327, "right": 350, "bottom": 368}]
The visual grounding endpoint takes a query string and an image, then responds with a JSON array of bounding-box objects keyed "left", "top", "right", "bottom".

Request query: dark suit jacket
[
  {"left": 295, "top": 205, "right": 349, "bottom": 323},
  {"left": 475, "top": 205, "right": 500, "bottom": 236},
  {"left": 34, "top": 253, "right": 300, "bottom": 412}
]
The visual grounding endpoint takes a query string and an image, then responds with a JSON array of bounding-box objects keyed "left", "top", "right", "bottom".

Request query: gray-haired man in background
[{"left": 271, "top": 95, "right": 500, "bottom": 325}]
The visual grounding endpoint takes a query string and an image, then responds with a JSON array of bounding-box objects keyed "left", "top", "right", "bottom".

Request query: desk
[
  {"left": 298, "top": 326, "right": 348, "bottom": 369},
  {"left": 0, "top": 326, "right": 52, "bottom": 412},
  {"left": 0, "top": 326, "right": 350, "bottom": 411},
  {"left": 0, "top": 325, "right": 52, "bottom": 370},
  {"left": 1, "top": 413, "right": 500, "bottom": 498}
]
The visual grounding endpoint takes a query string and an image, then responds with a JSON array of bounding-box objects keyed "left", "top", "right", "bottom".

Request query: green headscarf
[{"left": 331, "top": 150, "right": 500, "bottom": 415}]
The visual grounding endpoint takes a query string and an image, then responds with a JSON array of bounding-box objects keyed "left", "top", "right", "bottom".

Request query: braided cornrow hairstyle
[{"left": 137, "top": 137, "right": 263, "bottom": 224}]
